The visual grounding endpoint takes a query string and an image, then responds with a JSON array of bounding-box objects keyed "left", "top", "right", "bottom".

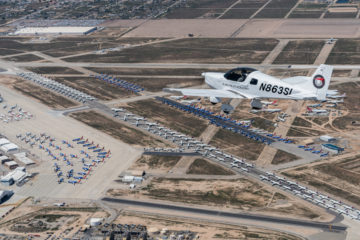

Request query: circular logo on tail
[{"left": 313, "top": 75, "right": 325, "bottom": 89}]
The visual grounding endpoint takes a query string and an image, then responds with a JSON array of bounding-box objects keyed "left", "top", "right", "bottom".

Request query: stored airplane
[
  {"left": 320, "top": 152, "right": 329, "bottom": 157},
  {"left": 251, "top": 108, "right": 281, "bottom": 113},
  {"left": 307, "top": 103, "right": 322, "bottom": 108},
  {"left": 170, "top": 95, "right": 184, "bottom": 100},
  {"left": 307, "top": 107, "right": 328, "bottom": 113},
  {"left": 261, "top": 100, "right": 277, "bottom": 106},
  {"left": 164, "top": 64, "right": 333, "bottom": 109},
  {"left": 327, "top": 93, "right": 346, "bottom": 99},
  {"left": 326, "top": 104, "right": 337, "bottom": 108},
  {"left": 326, "top": 89, "right": 339, "bottom": 96},
  {"left": 327, "top": 99, "right": 343, "bottom": 104},
  {"left": 180, "top": 99, "right": 200, "bottom": 104}
]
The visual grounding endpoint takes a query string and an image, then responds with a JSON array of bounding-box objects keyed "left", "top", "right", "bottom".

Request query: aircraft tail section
[{"left": 310, "top": 64, "right": 333, "bottom": 101}]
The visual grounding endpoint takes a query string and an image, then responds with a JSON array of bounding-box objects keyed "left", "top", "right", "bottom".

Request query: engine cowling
[
  {"left": 221, "top": 104, "right": 234, "bottom": 114},
  {"left": 210, "top": 96, "right": 221, "bottom": 104},
  {"left": 250, "top": 99, "right": 263, "bottom": 109}
]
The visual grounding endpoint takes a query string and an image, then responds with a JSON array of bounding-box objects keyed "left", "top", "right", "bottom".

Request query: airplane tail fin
[{"left": 310, "top": 64, "right": 333, "bottom": 101}]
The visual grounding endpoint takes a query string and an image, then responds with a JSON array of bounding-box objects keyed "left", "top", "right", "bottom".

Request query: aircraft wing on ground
[{"left": 163, "top": 88, "right": 256, "bottom": 99}]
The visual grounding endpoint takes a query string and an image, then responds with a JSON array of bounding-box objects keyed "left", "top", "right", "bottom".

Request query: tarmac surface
[
  {"left": 102, "top": 197, "right": 348, "bottom": 240},
  {"left": 143, "top": 151, "right": 200, "bottom": 156},
  {"left": 0, "top": 85, "right": 142, "bottom": 199},
  {"left": 102, "top": 197, "right": 346, "bottom": 230}
]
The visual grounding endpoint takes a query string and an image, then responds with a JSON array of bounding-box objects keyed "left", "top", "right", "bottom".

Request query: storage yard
[{"left": 0, "top": 85, "right": 142, "bottom": 200}]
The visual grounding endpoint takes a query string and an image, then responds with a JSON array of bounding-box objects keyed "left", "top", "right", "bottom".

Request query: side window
[{"left": 250, "top": 78, "right": 258, "bottom": 85}]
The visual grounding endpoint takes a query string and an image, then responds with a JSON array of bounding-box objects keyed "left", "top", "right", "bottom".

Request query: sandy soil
[
  {"left": 122, "top": 19, "right": 360, "bottom": 38},
  {"left": 108, "top": 177, "right": 332, "bottom": 222},
  {"left": 123, "top": 19, "right": 247, "bottom": 38},
  {"left": 0, "top": 199, "right": 105, "bottom": 239},
  {"left": 100, "top": 19, "right": 146, "bottom": 28},
  {"left": 114, "top": 211, "right": 302, "bottom": 240}
]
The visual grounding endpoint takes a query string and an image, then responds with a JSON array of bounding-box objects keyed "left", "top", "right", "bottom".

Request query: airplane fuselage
[
  {"left": 204, "top": 71, "right": 317, "bottom": 100},
  {"left": 164, "top": 65, "right": 333, "bottom": 103}
]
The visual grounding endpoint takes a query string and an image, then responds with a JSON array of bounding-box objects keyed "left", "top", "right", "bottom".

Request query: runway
[{"left": 102, "top": 197, "right": 347, "bottom": 232}]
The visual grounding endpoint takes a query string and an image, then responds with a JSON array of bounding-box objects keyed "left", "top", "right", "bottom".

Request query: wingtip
[
  {"left": 163, "top": 88, "right": 172, "bottom": 93},
  {"left": 163, "top": 88, "right": 182, "bottom": 95}
]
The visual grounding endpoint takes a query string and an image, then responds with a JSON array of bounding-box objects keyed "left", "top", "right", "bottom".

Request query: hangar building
[
  {"left": 322, "top": 144, "right": 344, "bottom": 154},
  {"left": 13, "top": 26, "right": 97, "bottom": 35}
]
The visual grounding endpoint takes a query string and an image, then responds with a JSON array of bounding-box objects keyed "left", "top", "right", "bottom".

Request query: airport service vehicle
[{"left": 164, "top": 64, "right": 333, "bottom": 109}]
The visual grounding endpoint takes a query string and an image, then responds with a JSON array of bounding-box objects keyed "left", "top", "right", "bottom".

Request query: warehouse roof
[
  {"left": 4, "top": 161, "right": 18, "bottom": 167},
  {"left": 14, "top": 26, "right": 96, "bottom": 35},
  {"left": 0, "top": 156, "right": 9, "bottom": 161},
  {"left": 13, "top": 152, "right": 34, "bottom": 165},
  {"left": 0, "top": 138, "right": 10, "bottom": 146},
  {"left": 1, "top": 169, "right": 25, "bottom": 182},
  {"left": 0, "top": 143, "right": 18, "bottom": 153},
  {"left": 322, "top": 144, "right": 344, "bottom": 151}
]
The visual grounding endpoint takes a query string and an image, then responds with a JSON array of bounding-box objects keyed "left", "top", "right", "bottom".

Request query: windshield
[{"left": 224, "top": 67, "right": 257, "bottom": 82}]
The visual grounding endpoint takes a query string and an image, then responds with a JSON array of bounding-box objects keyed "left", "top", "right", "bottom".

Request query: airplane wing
[{"left": 163, "top": 88, "right": 256, "bottom": 99}]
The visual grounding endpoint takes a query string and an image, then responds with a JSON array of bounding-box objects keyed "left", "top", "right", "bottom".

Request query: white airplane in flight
[{"left": 164, "top": 64, "right": 333, "bottom": 109}]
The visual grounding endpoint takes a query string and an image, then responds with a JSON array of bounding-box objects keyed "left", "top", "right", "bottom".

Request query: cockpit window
[{"left": 224, "top": 67, "right": 257, "bottom": 82}]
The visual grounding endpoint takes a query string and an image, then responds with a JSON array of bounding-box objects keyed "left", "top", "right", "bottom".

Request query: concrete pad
[
  {"left": 342, "top": 216, "right": 360, "bottom": 240},
  {"left": 308, "top": 231, "right": 346, "bottom": 240},
  {"left": 236, "top": 19, "right": 360, "bottom": 38},
  {"left": 274, "top": 19, "right": 360, "bottom": 38}
]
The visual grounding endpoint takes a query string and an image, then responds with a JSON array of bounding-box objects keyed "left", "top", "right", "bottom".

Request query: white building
[
  {"left": 321, "top": 144, "right": 344, "bottom": 154},
  {"left": 13, "top": 26, "right": 97, "bottom": 35},
  {"left": 0, "top": 175, "right": 14, "bottom": 186},
  {"left": 0, "top": 138, "right": 10, "bottom": 146},
  {"left": 13, "top": 152, "right": 35, "bottom": 165},
  {"left": 0, "top": 155, "right": 10, "bottom": 164},
  {"left": 320, "top": 135, "right": 336, "bottom": 142},
  {"left": 122, "top": 175, "right": 143, "bottom": 183},
  {"left": 1, "top": 169, "right": 26, "bottom": 186},
  {"left": 4, "top": 161, "right": 18, "bottom": 170},
  {"left": 122, "top": 175, "right": 134, "bottom": 183},
  {"left": 89, "top": 218, "right": 103, "bottom": 226},
  {"left": 0, "top": 143, "right": 19, "bottom": 153}
]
